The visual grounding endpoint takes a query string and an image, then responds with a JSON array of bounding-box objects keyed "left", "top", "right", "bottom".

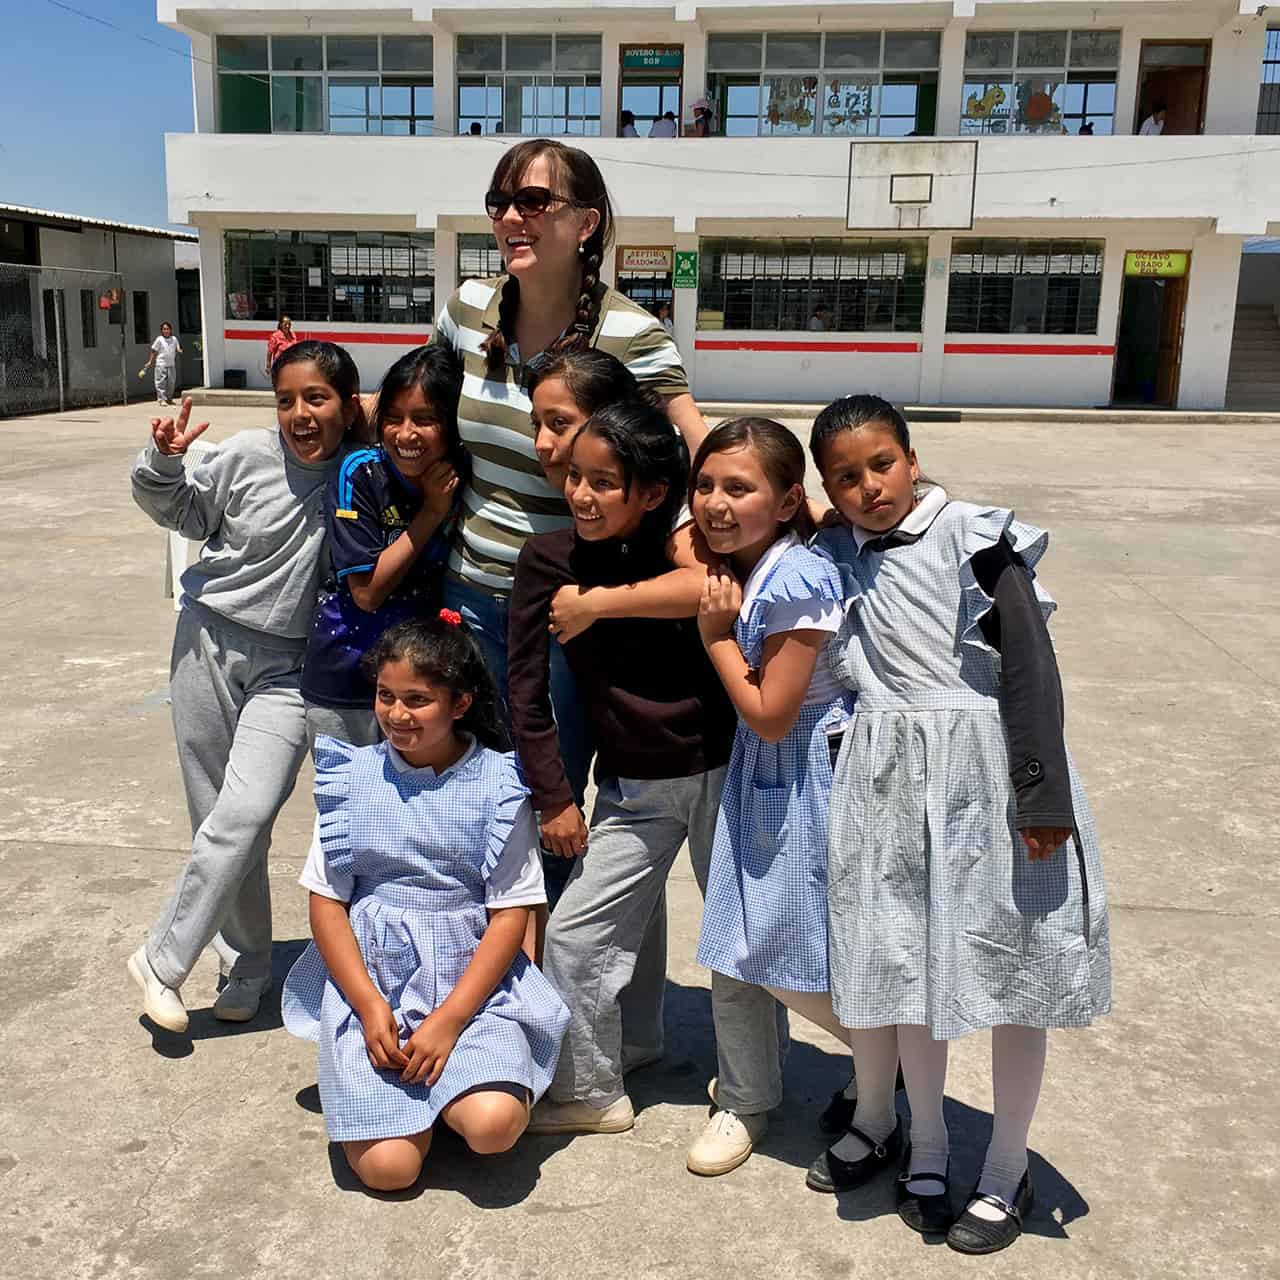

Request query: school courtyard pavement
[{"left": 0, "top": 400, "right": 1276, "bottom": 1280}]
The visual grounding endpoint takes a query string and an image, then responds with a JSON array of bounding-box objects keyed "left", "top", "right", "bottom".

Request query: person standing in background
[
  {"left": 1139, "top": 103, "right": 1167, "bottom": 136},
  {"left": 690, "top": 99, "right": 716, "bottom": 137},
  {"left": 143, "top": 321, "right": 182, "bottom": 405},
  {"left": 265, "top": 314, "right": 301, "bottom": 376},
  {"left": 620, "top": 110, "right": 639, "bottom": 138},
  {"left": 648, "top": 111, "right": 678, "bottom": 138},
  {"left": 656, "top": 301, "right": 674, "bottom": 337}
]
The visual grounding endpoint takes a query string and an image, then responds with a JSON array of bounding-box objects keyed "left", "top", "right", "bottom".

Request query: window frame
[
  {"left": 80, "top": 289, "right": 98, "bottom": 349},
  {"left": 223, "top": 229, "right": 437, "bottom": 325},
  {"left": 945, "top": 237, "right": 1105, "bottom": 335},
  {"left": 960, "top": 28, "right": 1121, "bottom": 136},
  {"left": 132, "top": 291, "right": 151, "bottom": 346},
  {"left": 696, "top": 236, "right": 928, "bottom": 333},
  {"left": 216, "top": 35, "right": 434, "bottom": 136},
  {"left": 705, "top": 30, "right": 940, "bottom": 137},
  {"left": 456, "top": 33, "right": 604, "bottom": 135},
  {"left": 1258, "top": 28, "right": 1280, "bottom": 134}
]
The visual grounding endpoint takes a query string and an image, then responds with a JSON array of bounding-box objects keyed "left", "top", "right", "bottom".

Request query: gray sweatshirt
[{"left": 131, "top": 428, "right": 345, "bottom": 641}]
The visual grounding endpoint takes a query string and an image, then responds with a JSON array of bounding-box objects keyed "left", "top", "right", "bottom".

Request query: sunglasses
[{"left": 485, "top": 186, "right": 576, "bottom": 219}]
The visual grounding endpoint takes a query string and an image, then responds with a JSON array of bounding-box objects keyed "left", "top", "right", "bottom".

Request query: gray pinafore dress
[
  {"left": 815, "top": 501, "right": 1111, "bottom": 1039},
  {"left": 282, "top": 737, "right": 570, "bottom": 1141}
]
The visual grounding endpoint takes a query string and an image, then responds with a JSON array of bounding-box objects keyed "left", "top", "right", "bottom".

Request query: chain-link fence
[{"left": 0, "top": 262, "right": 128, "bottom": 417}]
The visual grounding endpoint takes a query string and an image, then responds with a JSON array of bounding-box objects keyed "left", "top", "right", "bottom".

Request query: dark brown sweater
[{"left": 508, "top": 524, "right": 736, "bottom": 812}]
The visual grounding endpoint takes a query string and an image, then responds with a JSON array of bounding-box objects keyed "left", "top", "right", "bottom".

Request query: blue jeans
[{"left": 443, "top": 576, "right": 593, "bottom": 901}]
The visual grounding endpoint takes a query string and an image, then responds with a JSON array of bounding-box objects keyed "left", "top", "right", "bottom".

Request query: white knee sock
[
  {"left": 970, "top": 1025, "right": 1047, "bottom": 1221},
  {"left": 830, "top": 1026, "right": 898, "bottom": 1161},
  {"left": 897, "top": 1023, "right": 950, "bottom": 1195}
]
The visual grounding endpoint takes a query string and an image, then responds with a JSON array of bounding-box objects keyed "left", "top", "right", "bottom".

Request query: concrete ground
[{"left": 0, "top": 401, "right": 1276, "bottom": 1280}]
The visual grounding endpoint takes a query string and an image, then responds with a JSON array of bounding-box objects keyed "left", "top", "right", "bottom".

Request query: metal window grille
[
  {"left": 456, "top": 34, "right": 603, "bottom": 135},
  {"left": 457, "top": 233, "right": 505, "bottom": 284},
  {"left": 1258, "top": 29, "right": 1280, "bottom": 134}
]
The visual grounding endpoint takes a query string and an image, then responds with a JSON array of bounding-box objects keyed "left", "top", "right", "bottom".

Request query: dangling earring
[{"left": 577, "top": 243, "right": 585, "bottom": 257}]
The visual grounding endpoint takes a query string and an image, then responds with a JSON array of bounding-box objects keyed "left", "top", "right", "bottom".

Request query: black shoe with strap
[
  {"left": 895, "top": 1142, "right": 953, "bottom": 1234},
  {"left": 817, "top": 1066, "right": 909, "bottom": 1136},
  {"left": 805, "top": 1117, "right": 903, "bottom": 1193},
  {"left": 945, "top": 1170, "right": 1034, "bottom": 1255}
]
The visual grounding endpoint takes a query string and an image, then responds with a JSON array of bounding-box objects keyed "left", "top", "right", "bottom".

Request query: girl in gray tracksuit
[{"left": 127, "top": 341, "right": 364, "bottom": 1035}]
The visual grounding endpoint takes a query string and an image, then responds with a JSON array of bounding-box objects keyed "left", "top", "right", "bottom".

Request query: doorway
[
  {"left": 1112, "top": 259, "right": 1189, "bottom": 406},
  {"left": 619, "top": 45, "right": 683, "bottom": 137},
  {"left": 615, "top": 247, "right": 674, "bottom": 323},
  {"left": 1135, "top": 41, "right": 1210, "bottom": 135}
]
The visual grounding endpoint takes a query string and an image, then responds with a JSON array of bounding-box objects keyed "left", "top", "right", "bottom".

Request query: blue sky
[{"left": 1, "top": 1, "right": 194, "bottom": 229}]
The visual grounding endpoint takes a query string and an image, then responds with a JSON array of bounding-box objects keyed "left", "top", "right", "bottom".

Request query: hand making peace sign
[{"left": 150, "top": 396, "right": 211, "bottom": 457}]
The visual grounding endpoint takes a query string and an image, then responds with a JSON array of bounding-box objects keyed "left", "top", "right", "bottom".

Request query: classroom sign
[{"left": 1124, "top": 250, "right": 1189, "bottom": 278}]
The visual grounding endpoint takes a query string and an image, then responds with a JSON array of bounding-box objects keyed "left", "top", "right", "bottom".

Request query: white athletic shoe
[
  {"left": 526, "top": 1095, "right": 635, "bottom": 1135},
  {"left": 686, "top": 1108, "right": 768, "bottom": 1177},
  {"left": 128, "top": 945, "right": 188, "bottom": 1033},
  {"left": 213, "top": 975, "right": 273, "bottom": 1022}
]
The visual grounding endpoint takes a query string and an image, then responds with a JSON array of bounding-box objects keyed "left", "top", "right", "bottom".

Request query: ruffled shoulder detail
[
  {"left": 480, "top": 750, "right": 533, "bottom": 882},
  {"left": 954, "top": 503, "right": 1055, "bottom": 655},
  {"left": 758, "top": 543, "right": 846, "bottom": 610},
  {"left": 312, "top": 734, "right": 359, "bottom": 871}
]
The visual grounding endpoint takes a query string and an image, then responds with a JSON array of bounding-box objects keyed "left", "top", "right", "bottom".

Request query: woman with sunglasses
[{"left": 432, "top": 139, "right": 708, "bottom": 868}]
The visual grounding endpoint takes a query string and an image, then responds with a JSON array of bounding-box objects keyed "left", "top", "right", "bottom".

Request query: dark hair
[
  {"left": 481, "top": 140, "right": 616, "bottom": 376},
  {"left": 1153, "top": 102, "right": 1167, "bottom": 114},
  {"left": 574, "top": 396, "right": 688, "bottom": 538},
  {"left": 809, "top": 394, "right": 910, "bottom": 470},
  {"left": 277, "top": 315, "right": 292, "bottom": 328},
  {"left": 620, "top": 110, "right": 635, "bottom": 127},
  {"left": 526, "top": 347, "right": 641, "bottom": 418},
  {"left": 363, "top": 616, "right": 507, "bottom": 751},
  {"left": 691, "top": 417, "right": 814, "bottom": 540},
  {"left": 159, "top": 320, "right": 173, "bottom": 331},
  {"left": 373, "top": 344, "right": 466, "bottom": 471},
  {"left": 271, "top": 339, "right": 360, "bottom": 401}
]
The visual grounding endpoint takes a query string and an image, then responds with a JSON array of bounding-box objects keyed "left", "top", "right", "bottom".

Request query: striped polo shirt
[{"left": 431, "top": 275, "right": 690, "bottom": 593}]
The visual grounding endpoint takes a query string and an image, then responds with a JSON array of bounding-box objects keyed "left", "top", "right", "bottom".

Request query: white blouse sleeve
[
  {"left": 485, "top": 799, "right": 549, "bottom": 909},
  {"left": 298, "top": 814, "right": 355, "bottom": 903}
]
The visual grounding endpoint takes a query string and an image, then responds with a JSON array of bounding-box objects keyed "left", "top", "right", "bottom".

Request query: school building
[{"left": 162, "top": 0, "right": 1280, "bottom": 410}]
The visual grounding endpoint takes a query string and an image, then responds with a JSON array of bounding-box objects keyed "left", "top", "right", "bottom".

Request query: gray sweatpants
[
  {"left": 304, "top": 701, "right": 380, "bottom": 754},
  {"left": 544, "top": 768, "right": 788, "bottom": 1114},
  {"left": 147, "top": 606, "right": 308, "bottom": 989},
  {"left": 154, "top": 365, "right": 176, "bottom": 402}
]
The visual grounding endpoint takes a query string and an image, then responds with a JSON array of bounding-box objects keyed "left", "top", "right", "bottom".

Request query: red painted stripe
[
  {"left": 943, "top": 342, "right": 1115, "bottom": 356},
  {"left": 225, "top": 328, "right": 430, "bottom": 345},
  {"left": 694, "top": 339, "right": 920, "bottom": 353}
]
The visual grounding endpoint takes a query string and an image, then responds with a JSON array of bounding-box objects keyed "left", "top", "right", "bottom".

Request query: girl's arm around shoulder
[
  {"left": 548, "top": 520, "right": 714, "bottom": 642},
  {"left": 130, "top": 398, "right": 226, "bottom": 540}
]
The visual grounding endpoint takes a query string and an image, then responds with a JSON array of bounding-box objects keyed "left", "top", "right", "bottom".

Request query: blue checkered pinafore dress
[
  {"left": 282, "top": 737, "right": 570, "bottom": 1142},
  {"left": 697, "top": 538, "right": 854, "bottom": 992},
  {"left": 815, "top": 502, "right": 1111, "bottom": 1039}
]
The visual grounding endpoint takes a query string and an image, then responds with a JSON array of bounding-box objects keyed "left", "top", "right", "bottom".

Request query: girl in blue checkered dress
[
  {"left": 282, "top": 615, "right": 570, "bottom": 1192},
  {"left": 807, "top": 396, "right": 1111, "bottom": 1256},
  {"left": 689, "top": 419, "right": 857, "bottom": 1101}
]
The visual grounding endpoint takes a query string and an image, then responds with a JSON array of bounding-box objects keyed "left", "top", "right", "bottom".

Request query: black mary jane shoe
[
  {"left": 817, "top": 1067, "right": 909, "bottom": 1136},
  {"left": 945, "top": 1171, "right": 1034, "bottom": 1255},
  {"left": 805, "top": 1118, "right": 903, "bottom": 1193},
  {"left": 895, "top": 1143, "right": 953, "bottom": 1235}
]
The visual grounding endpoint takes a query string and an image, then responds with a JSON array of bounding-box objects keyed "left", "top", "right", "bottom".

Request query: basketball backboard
[{"left": 847, "top": 140, "right": 978, "bottom": 231}]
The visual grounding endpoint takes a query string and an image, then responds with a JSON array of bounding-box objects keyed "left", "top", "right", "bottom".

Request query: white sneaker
[
  {"left": 128, "top": 945, "right": 188, "bottom": 1033},
  {"left": 687, "top": 1108, "right": 768, "bottom": 1176},
  {"left": 213, "top": 975, "right": 272, "bottom": 1022},
  {"left": 526, "top": 1095, "right": 635, "bottom": 1135}
]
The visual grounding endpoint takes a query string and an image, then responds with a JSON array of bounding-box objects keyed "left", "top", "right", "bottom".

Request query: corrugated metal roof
[
  {"left": 1244, "top": 237, "right": 1280, "bottom": 255},
  {"left": 0, "top": 202, "right": 196, "bottom": 241}
]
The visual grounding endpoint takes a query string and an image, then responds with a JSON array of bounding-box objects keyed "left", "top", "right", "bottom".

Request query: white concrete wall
[
  {"left": 222, "top": 321, "right": 431, "bottom": 391},
  {"left": 1179, "top": 231, "right": 1244, "bottom": 410}
]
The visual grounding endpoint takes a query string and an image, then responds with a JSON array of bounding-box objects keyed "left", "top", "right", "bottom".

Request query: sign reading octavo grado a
[
  {"left": 673, "top": 251, "right": 699, "bottom": 288},
  {"left": 1124, "top": 250, "right": 1189, "bottom": 278}
]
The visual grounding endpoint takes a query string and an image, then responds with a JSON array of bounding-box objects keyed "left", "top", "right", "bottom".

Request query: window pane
[
  {"left": 765, "top": 33, "right": 820, "bottom": 69},
  {"left": 457, "top": 35, "right": 502, "bottom": 72},
  {"left": 823, "top": 33, "right": 880, "bottom": 70},
  {"left": 218, "top": 74, "right": 270, "bottom": 132},
  {"left": 763, "top": 76, "right": 818, "bottom": 133},
  {"left": 1141, "top": 43, "right": 1207, "bottom": 67},
  {"left": 1017, "top": 30, "right": 1067, "bottom": 69},
  {"left": 556, "top": 35, "right": 601, "bottom": 71},
  {"left": 326, "top": 36, "right": 378, "bottom": 71},
  {"left": 965, "top": 31, "right": 1013, "bottom": 70},
  {"left": 271, "top": 76, "right": 324, "bottom": 132},
  {"left": 1014, "top": 78, "right": 1064, "bottom": 132},
  {"left": 382, "top": 35, "right": 433, "bottom": 72},
  {"left": 80, "top": 290, "right": 97, "bottom": 348},
  {"left": 708, "top": 33, "right": 763, "bottom": 71},
  {"left": 271, "top": 36, "right": 322, "bottom": 71},
  {"left": 723, "top": 79, "right": 761, "bottom": 135},
  {"left": 507, "top": 35, "right": 553, "bottom": 71},
  {"left": 329, "top": 77, "right": 380, "bottom": 133},
  {"left": 383, "top": 82, "right": 412, "bottom": 114},
  {"left": 1071, "top": 29, "right": 1120, "bottom": 68},
  {"left": 884, "top": 31, "right": 940, "bottom": 69},
  {"left": 217, "top": 36, "right": 266, "bottom": 71},
  {"left": 821, "top": 77, "right": 877, "bottom": 134},
  {"left": 961, "top": 80, "right": 1013, "bottom": 133}
]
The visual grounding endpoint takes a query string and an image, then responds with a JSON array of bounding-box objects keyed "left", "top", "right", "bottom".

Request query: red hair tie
[{"left": 438, "top": 608, "right": 462, "bottom": 627}]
